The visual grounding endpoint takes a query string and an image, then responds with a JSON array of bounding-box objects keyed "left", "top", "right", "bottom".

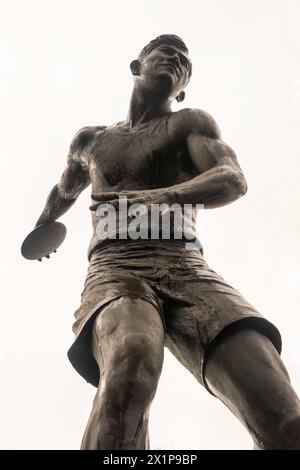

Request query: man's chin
[{"left": 155, "top": 73, "right": 176, "bottom": 93}]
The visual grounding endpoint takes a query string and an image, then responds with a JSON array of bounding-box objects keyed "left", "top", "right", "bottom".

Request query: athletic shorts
[{"left": 67, "top": 240, "right": 281, "bottom": 393}]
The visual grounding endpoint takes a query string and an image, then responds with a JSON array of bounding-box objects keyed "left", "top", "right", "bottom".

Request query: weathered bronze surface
[{"left": 31, "top": 35, "right": 300, "bottom": 450}]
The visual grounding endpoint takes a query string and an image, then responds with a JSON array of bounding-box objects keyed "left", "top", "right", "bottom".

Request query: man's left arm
[{"left": 170, "top": 110, "right": 247, "bottom": 208}]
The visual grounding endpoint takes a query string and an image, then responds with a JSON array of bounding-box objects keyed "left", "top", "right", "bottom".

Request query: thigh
[
  {"left": 164, "top": 277, "right": 281, "bottom": 389},
  {"left": 92, "top": 295, "right": 165, "bottom": 376},
  {"left": 204, "top": 328, "right": 300, "bottom": 449}
]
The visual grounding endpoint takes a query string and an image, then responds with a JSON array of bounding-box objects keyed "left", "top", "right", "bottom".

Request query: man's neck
[{"left": 127, "top": 83, "right": 172, "bottom": 128}]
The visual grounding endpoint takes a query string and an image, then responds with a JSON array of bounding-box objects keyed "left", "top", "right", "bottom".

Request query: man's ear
[
  {"left": 176, "top": 91, "right": 185, "bottom": 103},
  {"left": 130, "top": 60, "right": 141, "bottom": 76}
]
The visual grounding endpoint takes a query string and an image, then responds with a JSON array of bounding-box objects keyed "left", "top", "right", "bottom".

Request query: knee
[
  {"left": 117, "top": 332, "right": 162, "bottom": 370},
  {"left": 111, "top": 333, "right": 163, "bottom": 383},
  {"left": 105, "top": 333, "right": 163, "bottom": 403},
  {"left": 275, "top": 415, "right": 300, "bottom": 449},
  {"left": 255, "top": 415, "right": 300, "bottom": 450}
]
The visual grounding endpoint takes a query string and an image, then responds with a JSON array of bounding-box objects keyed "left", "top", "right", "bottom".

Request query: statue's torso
[
  {"left": 84, "top": 112, "right": 199, "bottom": 194},
  {"left": 79, "top": 111, "right": 203, "bottom": 257}
]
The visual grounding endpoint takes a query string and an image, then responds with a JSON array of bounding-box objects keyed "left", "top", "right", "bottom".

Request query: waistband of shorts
[{"left": 88, "top": 238, "right": 203, "bottom": 261}]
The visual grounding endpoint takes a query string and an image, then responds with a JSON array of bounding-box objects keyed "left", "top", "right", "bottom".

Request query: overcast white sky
[{"left": 1, "top": 0, "right": 300, "bottom": 450}]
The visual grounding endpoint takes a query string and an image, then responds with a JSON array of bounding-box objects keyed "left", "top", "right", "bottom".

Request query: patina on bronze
[{"left": 30, "top": 35, "right": 300, "bottom": 449}]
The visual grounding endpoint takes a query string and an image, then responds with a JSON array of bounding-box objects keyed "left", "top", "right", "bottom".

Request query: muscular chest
[{"left": 88, "top": 120, "right": 196, "bottom": 191}]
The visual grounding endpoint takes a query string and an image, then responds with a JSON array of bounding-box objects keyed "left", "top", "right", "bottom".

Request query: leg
[
  {"left": 160, "top": 250, "right": 300, "bottom": 449},
  {"left": 205, "top": 327, "right": 300, "bottom": 449},
  {"left": 81, "top": 296, "right": 165, "bottom": 450}
]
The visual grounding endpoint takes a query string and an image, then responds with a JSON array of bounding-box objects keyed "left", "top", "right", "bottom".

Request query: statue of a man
[{"left": 34, "top": 35, "right": 300, "bottom": 449}]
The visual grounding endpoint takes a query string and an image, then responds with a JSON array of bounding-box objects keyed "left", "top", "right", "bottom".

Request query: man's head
[{"left": 130, "top": 34, "right": 192, "bottom": 102}]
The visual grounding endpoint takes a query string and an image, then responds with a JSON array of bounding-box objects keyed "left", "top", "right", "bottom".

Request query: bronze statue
[{"left": 31, "top": 35, "right": 300, "bottom": 449}]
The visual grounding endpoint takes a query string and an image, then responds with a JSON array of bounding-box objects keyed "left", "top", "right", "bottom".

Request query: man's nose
[{"left": 169, "top": 55, "right": 180, "bottom": 66}]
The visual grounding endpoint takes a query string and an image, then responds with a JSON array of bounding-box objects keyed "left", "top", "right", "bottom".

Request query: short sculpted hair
[{"left": 138, "top": 34, "right": 189, "bottom": 61}]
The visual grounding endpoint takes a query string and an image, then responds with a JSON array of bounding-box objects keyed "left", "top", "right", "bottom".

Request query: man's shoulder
[
  {"left": 68, "top": 125, "right": 106, "bottom": 163},
  {"left": 171, "top": 108, "right": 221, "bottom": 139},
  {"left": 72, "top": 125, "right": 107, "bottom": 149}
]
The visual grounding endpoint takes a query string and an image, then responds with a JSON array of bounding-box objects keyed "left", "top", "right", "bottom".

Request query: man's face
[{"left": 138, "top": 43, "right": 192, "bottom": 99}]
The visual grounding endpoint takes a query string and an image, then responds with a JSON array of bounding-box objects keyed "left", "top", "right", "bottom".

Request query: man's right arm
[{"left": 35, "top": 127, "right": 95, "bottom": 227}]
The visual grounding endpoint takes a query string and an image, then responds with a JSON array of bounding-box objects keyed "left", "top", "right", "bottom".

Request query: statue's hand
[
  {"left": 21, "top": 225, "right": 58, "bottom": 262},
  {"left": 91, "top": 189, "right": 177, "bottom": 210},
  {"left": 37, "top": 250, "right": 57, "bottom": 262},
  {"left": 29, "top": 217, "right": 57, "bottom": 261},
  {"left": 34, "top": 217, "right": 52, "bottom": 229},
  {"left": 32, "top": 221, "right": 54, "bottom": 262}
]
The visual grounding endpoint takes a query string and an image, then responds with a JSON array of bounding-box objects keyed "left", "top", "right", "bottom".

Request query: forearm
[
  {"left": 131, "top": 164, "right": 247, "bottom": 209},
  {"left": 91, "top": 165, "right": 247, "bottom": 210},
  {"left": 170, "top": 165, "right": 247, "bottom": 208},
  {"left": 35, "top": 184, "right": 76, "bottom": 226}
]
